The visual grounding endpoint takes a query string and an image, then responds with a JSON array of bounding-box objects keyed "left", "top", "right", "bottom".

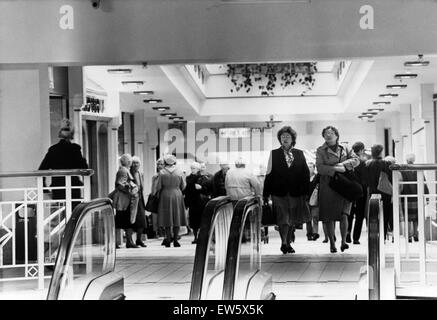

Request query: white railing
[
  {"left": 0, "top": 169, "right": 93, "bottom": 290},
  {"left": 391, "top": 164, "right": 437, "bottom": 295}
]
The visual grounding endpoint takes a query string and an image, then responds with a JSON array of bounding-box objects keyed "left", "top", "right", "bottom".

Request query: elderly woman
[
  {"left": 150, "top": 158, "right": 165, "bottom": 241},
  {"left": 156, "top": 154, "right": 187, "bottom": 247},
  {"left": 130, "top": 156, "right": 147, "bottom": 247},
  {"left": 113, "top": 154, "right": 140, "bottom": 248},
  {"left": 316, "top": 126, "right": 359, "bottom": 253},
  {"left": 184, "top": 162, "right": 203, "bottom": 244},
  {"left": 263, "top": 126, "right": 310, "bottom": 254}
]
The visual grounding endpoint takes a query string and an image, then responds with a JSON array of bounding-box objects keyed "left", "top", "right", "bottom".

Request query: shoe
[
  {"left": 116, "top": 244, "right": 120, "bottom": 249},
  {"left": 353, "top": 240, "right": 360, "bottom": 245},
  {"left": 192, "top": 239, "right": 197, "bottom": 244},
  {"left": 136, "top": 241, "right": 147, "bottom": 248},
  {"left": 307, "top": 234, "right": 314, "bottom": 241},
  {"left": 330, "top": 247, "right": 337, "bottom": 253},
  {"left": 346, "top": 234, "right": 352, "bottom": 243},
  {"left": 173, "top": 240, "right": 181, "bottom": 247},
  {"left": 413, "top": 235, "right": 419, "bottom": 242},
  {"left": 322, "top": 239, "right": 328, "bottom": 243},
  {"left": 126, "top": 243, "right": 140, "bottom": 248},
  {"left": 340, "top": 243, "right": 349, "bottom": 252},
  {"left": 312, "top": 233, "right": 320, "bottom": 241},
  {"left": 287, "top": 245, "right": 295, "bottom": 254},
  {"left": 280, "top": 244, "right": 288, "bottom": 254},
  {"left": 408, "top": 237, "right": 412, "bottom": 243},
  {"left": 162, "top": 238, "right": 171, "bottom": 247}
]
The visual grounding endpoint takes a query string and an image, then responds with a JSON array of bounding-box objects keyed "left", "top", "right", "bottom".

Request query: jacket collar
[{"left": 321, "top": 142, "right": 344, "bottom": 157}]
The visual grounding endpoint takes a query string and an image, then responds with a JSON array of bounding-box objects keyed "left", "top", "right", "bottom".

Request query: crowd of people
[{"left": 40, "top": 120, "right": 425, "bottom": 254}]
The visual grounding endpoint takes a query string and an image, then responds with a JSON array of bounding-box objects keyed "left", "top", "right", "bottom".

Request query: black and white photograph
[{"left": 1, "top": 0, "right": 437, "bottom": 307}]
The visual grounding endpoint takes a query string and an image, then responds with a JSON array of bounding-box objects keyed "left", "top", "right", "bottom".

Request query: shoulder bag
[
  {"left": 377, "top": 171, "right": 392, "bottom": 195},
  {"left": 328, "top": 148, "right": 363, "bottom": 202}
]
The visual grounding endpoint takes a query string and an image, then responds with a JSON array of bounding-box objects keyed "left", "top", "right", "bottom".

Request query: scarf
[{"left": 282, "top": 146, "right": 294, "bottom": 168}]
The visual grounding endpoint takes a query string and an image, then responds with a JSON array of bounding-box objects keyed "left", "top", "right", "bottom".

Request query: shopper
[
  {"left": 212, "top": 162, "right": 230, "bottom": 198},
  {"left": 316, "top": 126, "right": 359, "bottom": 253},
  {"left": 263, "top": 126, "right": 310, "bottom": 254},
  {"left": 130, "top": 156, "right": 147, "bottom": 247}
]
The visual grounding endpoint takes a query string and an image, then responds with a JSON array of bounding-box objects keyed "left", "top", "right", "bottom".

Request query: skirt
[{"left": 272, "top": 194, "right": 310, "bottom": 226}]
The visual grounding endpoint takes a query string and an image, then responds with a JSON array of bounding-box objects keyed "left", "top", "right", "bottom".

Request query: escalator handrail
[
  {"left": 368, "top": 194, "right": 381, "bottom": 300},
  {"left": 46, "top": 198, "right": 114, "bottom": 300},
  {"left": 222, "top": 196, "right": 261, "bottom": 300},
  {"left": 189, "top": 196, "right": 233, "bottom": 300}
]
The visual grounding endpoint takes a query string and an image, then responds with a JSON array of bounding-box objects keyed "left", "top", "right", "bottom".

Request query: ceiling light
[
  {"left": 169, "top": 116, "right": 184, "bottom": 120},
  {"left": 121, "top": 81, "right": 144, "bottom": 85},
  {"left": 379, "top": 93, "right": 399, "bottom": 98},
  {"left": 404, "top": 54, "right": 430, "bottom": 67},
  {"left": 362, "top": 112, "right": 378, "bottom": 115},
  {"left": 160, "top": 112, "right": 177, "bottom": 117},
  {"left": 368, "top": 120, "right": 376, "bottom": 123},
  {"left": 358, "top": 115, "right": 373, "bottom": 119},
  {"left": 107, "top": 68, "right": 132, "bottom": 74},
  {"left": 386, "top": 84, "right": 407, "bottom": 89},
  {"left": 394, "top": 74, "right": 418, "bottom": 79},
  {"left": 173, "top": 120, "right": 187, "bottom": 124},
  {"left": 143, "top": 99, "right": 162, "bottom": 104},
  {"left": 373, "top": 101, "right": 391, "bottom": 105},
  {"left": 368, "top": 108, "right": 384, "bottom": 112},
  {"left": 152, "top": 106, "right": 170, "bottom": 111},
  {"left": 134, "top": 91, "right": 154, "bottom": 95}
]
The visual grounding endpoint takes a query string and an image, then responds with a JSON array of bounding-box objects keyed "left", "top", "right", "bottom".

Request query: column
[{"left": 399, "top": 104, "right": 412, "bottom": 160}]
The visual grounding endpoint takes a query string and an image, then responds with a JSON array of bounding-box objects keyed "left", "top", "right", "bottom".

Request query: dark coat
[
  {"left": 365, "top": 158, "right": 392, "bottom": 195},
  {"left": 38, "top": 139, "right": 88, "bottom": 199},
  {"left": 263, "top": 147, "right": 310, "bottom": 198},
  {"left": 184, "top": 173, "right": 213, "bottom": 230},
  {"left": 212, "top": 170, "right": 227, "bottom": 198}
]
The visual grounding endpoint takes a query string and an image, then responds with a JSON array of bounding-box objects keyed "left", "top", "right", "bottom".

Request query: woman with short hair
[
  {"left": 130, "top": 156, "right": 147, "bottom": 247},
  {"left": 316, "top": 126, "right": 359, "bottom": 253},
  {"left": 263, "top": 126, "right": 310, "bottom": 254},
  {"left": 156, "top": 154, "right": 187, "bottom": 247}
]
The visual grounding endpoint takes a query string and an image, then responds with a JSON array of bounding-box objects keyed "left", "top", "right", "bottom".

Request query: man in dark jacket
[
  {"left": 212, "top": 163, "right": 230, "bottom": 198},
  {"left": 346, "top": 142, "right": 367, "bottom": 244},
  {"left": 39, "top": 119, "right": 88, "bottom": 201}
]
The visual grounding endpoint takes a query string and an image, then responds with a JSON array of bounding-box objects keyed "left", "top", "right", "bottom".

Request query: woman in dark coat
[
  {"left": 263, "top": 126, "right": 310, "bottom": 255},
  {"left": 38, "top": 119, "right": 88, "bottom": 202},
  {"left": 316, "top": 126, "right": 359, "bottom": 253},
  {"left": 156, "top": 154, "right": 187, "bottom": 247},
  {"left": 184, "top": 162, "right": 202, "bottom": 243}
]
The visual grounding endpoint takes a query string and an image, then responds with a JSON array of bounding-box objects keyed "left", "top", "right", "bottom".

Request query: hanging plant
[{"left": 226, "top": 62, "right": 317, "bottom": 96}]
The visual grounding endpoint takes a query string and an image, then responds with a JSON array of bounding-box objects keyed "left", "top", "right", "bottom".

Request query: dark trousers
[
  {"left": 348, "top": 188, "right": 367, "bottom": 242},
  {"left": 381, "top": 193, "right": 393, "bottom": 239}
]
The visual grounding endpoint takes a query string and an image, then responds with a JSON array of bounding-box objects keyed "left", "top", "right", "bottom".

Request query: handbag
[
  {"left": 328, "top": 148, "right": 363, "bottom": 202},
  {"left": 261, "top": 203, "right": 276, "bottom": 226},
  {"left": 309, "top": 185, "right": 319, "bottom": 206},
  {"left": 377, "top": 171, "right": 392, "bottom": 195},
  {"left": 145, "top": 194, "right": 159, "bottom": 213}
]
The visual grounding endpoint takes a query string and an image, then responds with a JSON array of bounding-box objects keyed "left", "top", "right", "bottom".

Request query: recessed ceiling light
[
  {"left": 143, "top": 99, "right": 162, "bottom": 104},
  {"left": 358, "top": 115, "right": 373, "bottom": 119},
  {"left": 169, "top": 116, "right": 184, "bottom": 120},
  {"left": 379, "top": 93, "right": 399, "bottom": 98},
  {"left": 152, "top": 106, "right": 170, "bottom": 111},
  {"left": 386, "top": 84, "right": 407, "bottom": 89},
  {"left": 404, "top": 54, "right": 430, "bottom": 67},
  {"left": 394, "top": 74, "right": 418, "bottom": 79},
  {"left": 373, "top": 101, "right": 391, "bottom": 105},
  {"left": 121, "top": 81, "right": 144, "bottom": 85},
  {"left": 134, "top": 91, "right": 154, "bottom": 95},
  {"left": 160, "top": 112, "right": 177, "bottom": 117},
  {"left": 368, "top": 120, "right": 376, "bottom": 123},
  {"left": 107, "top": 68, "right": 132, "bottom": 74},
  {"left": 362, "top": 112, "right": 378, "bottom": 115},
  {"left": 368, "top": 108, "right": 384, "bottom": 111}
]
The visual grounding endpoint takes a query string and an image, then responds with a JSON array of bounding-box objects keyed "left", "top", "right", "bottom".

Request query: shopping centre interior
[{"left": 1, "top": 0, "right": 437, "bottom": 300}]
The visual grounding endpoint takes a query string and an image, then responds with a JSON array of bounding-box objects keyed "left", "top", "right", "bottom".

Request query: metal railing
[
  {"left": 47, "top": 198, "right": 118, "bottom": 300},
  {"left": 189, "top": 196, "right": 234, "bottom": 300},
  {"left": 391, "top": 164, "right": 437, "bottom": 295},
  {"left": 0, "top": 169, "right": 93, "bottom": 290}
]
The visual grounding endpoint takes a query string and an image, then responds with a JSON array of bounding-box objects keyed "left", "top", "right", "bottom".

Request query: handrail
[
  {"left": 46, "top": 198, "right": 114, "bottom": 300},
  {"left": 0, "top": 169, "right": 94, "bottom": 178},
  {"left": 390, "top": 164, "right": 437, "bottom": 171},
  {"left": 222, "top": 196, "right": 261, "bottom": 300},
  {"left": 189, "top": 196, "right": 233, "bottom": 300},
  {"left": 368, "top": 194, "right": 381, "bottom": 300}
]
